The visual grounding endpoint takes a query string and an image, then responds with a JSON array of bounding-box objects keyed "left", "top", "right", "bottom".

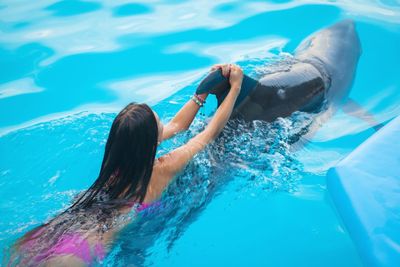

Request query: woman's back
[{"left": 10, "top": 149, "right": 192, "bottom": 266}]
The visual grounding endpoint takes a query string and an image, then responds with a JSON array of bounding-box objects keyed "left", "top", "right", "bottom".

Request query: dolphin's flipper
[
  {"left": 342, "top": 98, "right": 383, "bottom": 131},
  {"left": 195, "top": 69, "right": 230, "bottom": 96},
  {"left": 196, "top": 69, "right": 259, "bottom": 108}
]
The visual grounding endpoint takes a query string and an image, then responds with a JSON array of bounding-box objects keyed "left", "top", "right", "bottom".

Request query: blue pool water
[{"left": 1, "top": 1, "right": 400, "bottom": 266}]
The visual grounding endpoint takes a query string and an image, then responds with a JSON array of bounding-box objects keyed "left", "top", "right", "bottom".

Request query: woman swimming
[{"left": 8, "top": 63, "right": 243, "bottom": 267}]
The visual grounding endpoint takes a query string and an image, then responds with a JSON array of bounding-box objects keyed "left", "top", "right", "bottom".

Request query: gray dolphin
[{"left": 197, "top": 20, "right": 365, "bottom": 128}]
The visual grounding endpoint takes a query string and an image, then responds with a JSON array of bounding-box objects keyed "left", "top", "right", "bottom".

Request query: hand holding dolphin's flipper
[
  {"left": 196, "top": 65, "right": 259, "bottom": 107},
  {"left": 195, "top": 69, "right": 230, "bottom": 95}
]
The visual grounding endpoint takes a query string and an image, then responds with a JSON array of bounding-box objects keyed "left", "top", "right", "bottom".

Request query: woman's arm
[
  {"left": 162, "top": 92, "right": 209, "bottom": 140},
  {"left": 161, "top": 64, "right": 233, "bottom": 141},
  {"left": 161, "top": 64, "right": 243, "bottom": 175}
]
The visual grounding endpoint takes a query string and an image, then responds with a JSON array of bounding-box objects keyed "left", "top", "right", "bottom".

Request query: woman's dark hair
[{"left": 72, "top": 102, "right": 159, "bottom": 209}]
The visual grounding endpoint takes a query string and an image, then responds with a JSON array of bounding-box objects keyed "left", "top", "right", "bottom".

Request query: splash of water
[{"left": 106, "top": 110, "right": 315, "bottom": 266}]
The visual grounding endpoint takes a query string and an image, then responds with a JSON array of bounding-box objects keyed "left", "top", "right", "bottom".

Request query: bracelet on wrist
[
  {"left": 191, "top": 95, "right": 204, "bottom": 107},
  {"left": 194, "top": 94, "right": 206, "bottom": 104}
]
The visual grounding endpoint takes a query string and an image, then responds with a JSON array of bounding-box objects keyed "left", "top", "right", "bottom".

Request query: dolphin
[{"left": 196, "top": 20, "right": 366, "bottom": 130}]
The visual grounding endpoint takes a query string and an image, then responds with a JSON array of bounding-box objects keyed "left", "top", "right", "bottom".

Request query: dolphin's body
[{"left": 197, "top": 20, "right": 362, "bottom": 124}]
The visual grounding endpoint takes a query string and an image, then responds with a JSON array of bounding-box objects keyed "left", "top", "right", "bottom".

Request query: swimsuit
[
  {"left": 20, "top": 227, "right": 105, "bottom": 266},
  {"left": 20, "top": 201, "right": 159, "bottom": 266},
  {"left": 33, "top": 233, "right": 104, "bottom": 265}
]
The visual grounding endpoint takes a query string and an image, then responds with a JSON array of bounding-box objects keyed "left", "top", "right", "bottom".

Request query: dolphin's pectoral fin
[{"left": 342, "top": 98, "right": 383, "bottom": 132}]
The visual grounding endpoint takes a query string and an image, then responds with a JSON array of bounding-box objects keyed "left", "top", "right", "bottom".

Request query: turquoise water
[{"left": 1, "top": 0, "right": 400, "bottom": 266}]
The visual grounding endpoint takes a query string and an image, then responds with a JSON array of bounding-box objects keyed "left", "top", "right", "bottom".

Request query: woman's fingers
[
  {"left": 210, "top": 63, "right": 231, "bottom": 77},
  {"left": 228, "top": 64, "right": 243, "bottom": 90},
  {"left": 210, "top": 63, "right": 242, "bottom": 78},
  {"left": 210, "top": 64, "right": 221, "bottom": 70},
  {"left": 210, "top": 64, "right": 224, "bottom": 71},
  {"left": 222, "top": 65, "right": 230, "bottom": 77},
  {"left": 230, "top": 64, "right": 239, "bottom": 71}
]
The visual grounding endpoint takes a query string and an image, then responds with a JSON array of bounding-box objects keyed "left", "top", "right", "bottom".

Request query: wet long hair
[
  {"left": 72, "top": 102, "right": 159, "bottom": 208},
  {"left": 8, "top": 103, "right": 159, "bottom": 266}
]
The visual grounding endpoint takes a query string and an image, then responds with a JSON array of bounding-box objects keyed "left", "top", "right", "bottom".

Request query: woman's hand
[
  {"left": 211, "top": 63, "right": 243, "bottom": 91},
  {"left": 211, "top": 63, "right": 231, "bottom": 77},
  {"left": 228, "top": 64, "right": 243, "bottom": 92}
]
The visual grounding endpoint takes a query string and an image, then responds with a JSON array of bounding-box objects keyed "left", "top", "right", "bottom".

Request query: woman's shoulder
[
  {"left": 145, "top": 158, "right": 174, "bottom": 202},
  {"left": 154, "top": 143, "right": 198, "bottom": 176},
  {"left": 153, "top": 155, "right": 174, "bottom": 174}
]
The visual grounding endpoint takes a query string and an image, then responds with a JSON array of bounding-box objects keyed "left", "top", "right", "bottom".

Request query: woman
[{"left": 8, "top": 63, "right": 243, "bottom": 267}]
